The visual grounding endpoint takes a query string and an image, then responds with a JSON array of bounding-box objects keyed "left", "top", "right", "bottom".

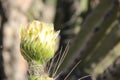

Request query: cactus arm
[
  {"left": 96, "top": 56, "right": 120, "bottom": 80},
  {"left": 78, "top": 2, "right": 119, "bottom": 70},
  {"left": 58, "top": 0, "right": 116, "bottom": 73}
]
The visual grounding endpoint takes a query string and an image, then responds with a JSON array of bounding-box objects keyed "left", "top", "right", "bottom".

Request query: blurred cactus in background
[{"left": 53, "top": 0, "right": 120, "bottom": 80}]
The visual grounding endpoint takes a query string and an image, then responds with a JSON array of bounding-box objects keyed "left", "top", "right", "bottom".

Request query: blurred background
[{"left": 0, "top": 0, "right": 120, "bottom": 80}]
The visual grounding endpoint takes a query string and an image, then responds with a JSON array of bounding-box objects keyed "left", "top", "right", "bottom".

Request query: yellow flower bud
[{"left": 20, "top": 21, "right": 60, "bottom": 65}]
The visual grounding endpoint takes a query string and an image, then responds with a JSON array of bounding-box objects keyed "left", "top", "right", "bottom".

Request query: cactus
[
  {"left": 96, "top": 56, "right": 120, "bottom": 80},
  {"left": 1, "top": 0, "right": 119, "bottom": 80},
  {"left": 20, "top": 21, "right": 59, "bottom": 80},
  {"left": 53, "top": 0, "right": 120, "bottom": 79}
]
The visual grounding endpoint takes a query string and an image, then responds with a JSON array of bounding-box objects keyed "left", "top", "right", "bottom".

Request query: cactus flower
[{"left": 20, "top": 21, "right": 60, "bottom": 65}]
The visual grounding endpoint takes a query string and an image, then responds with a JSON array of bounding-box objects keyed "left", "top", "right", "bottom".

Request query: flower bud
[{"left": 20, "top": 21, "right": 60, "bottom": 65}]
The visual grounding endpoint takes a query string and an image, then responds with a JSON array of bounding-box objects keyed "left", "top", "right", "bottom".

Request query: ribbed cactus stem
[{"left": 28, "top": 61, "right": 53, "bottom": 80}]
